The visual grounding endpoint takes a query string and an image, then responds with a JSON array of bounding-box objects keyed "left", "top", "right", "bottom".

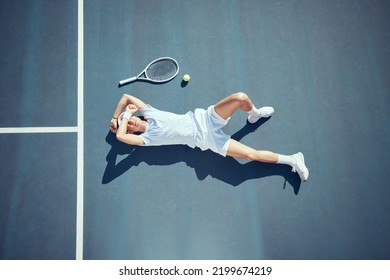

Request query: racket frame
[{"left": 119, "top": 57, "right": 179, "bottom": 85}]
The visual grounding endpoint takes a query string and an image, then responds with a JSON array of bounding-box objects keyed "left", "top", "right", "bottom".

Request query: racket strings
[{"left": 146, "top": 60, "right": 178, "bottom": 81}]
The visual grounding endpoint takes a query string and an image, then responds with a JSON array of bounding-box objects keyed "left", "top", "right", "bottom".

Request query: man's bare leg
[{"left": 213, "top": 92, "right": 274, "bottom": 122}]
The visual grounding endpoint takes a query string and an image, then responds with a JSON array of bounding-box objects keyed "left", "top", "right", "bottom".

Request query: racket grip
[{"left": 119, "top": 76, "right": 137, "bottom": 86}]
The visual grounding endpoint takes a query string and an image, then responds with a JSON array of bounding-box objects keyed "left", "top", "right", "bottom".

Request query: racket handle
[{"left": 119, "top": 76, "right": 137, "bottom": 86}]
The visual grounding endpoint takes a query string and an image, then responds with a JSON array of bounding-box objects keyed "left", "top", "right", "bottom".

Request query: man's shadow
[{"left": 102, "top": 118, "right": 302, "bottom": 194}]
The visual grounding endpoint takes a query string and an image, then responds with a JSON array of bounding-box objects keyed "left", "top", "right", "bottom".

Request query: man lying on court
[{"left": 109, "top": 93, "right": 309, "bottom": 181}]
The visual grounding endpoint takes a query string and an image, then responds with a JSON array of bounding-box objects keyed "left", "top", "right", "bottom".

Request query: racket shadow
[
  {"left": 102, "top": 128, "right": 302, "bottom": 194},
  {"left": 117, "top": 77, "right": 178, "bottom": 88}
]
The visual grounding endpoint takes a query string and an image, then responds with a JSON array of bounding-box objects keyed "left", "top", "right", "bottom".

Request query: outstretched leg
[
  {"left": 214, "top": 92, "right": 274, "bottom": 122},
  {"left": 227, "top": 138, "right": 279, "bottom": 163},
  {"left": 226, "top": 139, "right": 309, "bottom": 181}
]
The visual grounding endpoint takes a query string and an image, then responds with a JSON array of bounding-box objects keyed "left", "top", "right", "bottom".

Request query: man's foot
[
  {"left": 247, "top": 106, "right": 274, "bottom": 124},
  {"left": 291, "top": 152, "right": 309, "bottom": 181}
]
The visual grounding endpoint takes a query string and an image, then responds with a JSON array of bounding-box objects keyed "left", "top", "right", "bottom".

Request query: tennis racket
[{"left": 119, "top": 57, "right": 179, "bottom": 86}]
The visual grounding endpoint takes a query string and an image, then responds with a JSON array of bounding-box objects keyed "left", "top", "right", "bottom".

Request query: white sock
[
  {"left": 248, "top": 105, "right": 260, "bottom": 117},
  {"left": 276, "top": 154, "right": 296, "bottom": 167}
]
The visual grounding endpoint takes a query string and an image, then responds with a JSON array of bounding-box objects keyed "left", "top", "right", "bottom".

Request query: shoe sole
[
  {"left": 296, "top": 152, "right": 309, "bottom": 182},
  {"left": 247, "top": 115, "right": 261, "bottom": 124},
  {"left": 247, "top": 109, "right": 274, "bottom": 124}
]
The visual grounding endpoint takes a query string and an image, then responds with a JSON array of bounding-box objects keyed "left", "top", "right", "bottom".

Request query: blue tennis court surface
[{"left": 1, "top": 0, "right": 390, "bottom": 260}]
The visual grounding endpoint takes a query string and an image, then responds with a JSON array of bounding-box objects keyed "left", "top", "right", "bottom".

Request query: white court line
[
  {"left": 0, "top": 127, "right": 78, "bottom": 133},
  {"left": 76, "top": 0, "right": 84, "bottom": 261}
]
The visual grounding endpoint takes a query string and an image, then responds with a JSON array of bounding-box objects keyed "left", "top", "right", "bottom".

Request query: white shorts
[{"left": 193, "top": 105, "right": 231, "bottom": 157}]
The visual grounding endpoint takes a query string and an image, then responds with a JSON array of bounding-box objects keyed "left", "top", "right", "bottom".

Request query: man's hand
[
  {"left": 126, "top": 104, "right": 139, "bottom": 114},
  {"left": 110, "top": 118, "right": 118, "bottom": 133}
]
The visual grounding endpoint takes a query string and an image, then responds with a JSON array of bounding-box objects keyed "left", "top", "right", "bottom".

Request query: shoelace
[
  {"left": 291, "top": 166, "right": 296, "bottom": 173},
  {"left": 291, "top": 158, "right": 298, "bottom": 173}
]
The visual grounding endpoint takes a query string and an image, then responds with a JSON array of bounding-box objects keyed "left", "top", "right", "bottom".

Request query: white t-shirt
[
  {"left": 138, "top": 107, "right": 197, "bottom": 148},
  {"left": 138, "top": 106, "right": 231, "bottom": 156}
]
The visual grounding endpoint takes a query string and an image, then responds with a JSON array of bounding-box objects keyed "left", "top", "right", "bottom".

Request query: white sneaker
[
  {"left": 247, "top": 106, "right": 274, "bottom": 124},
  {"left": 291, "top": 152, "right": 309, "bottom": 181}
]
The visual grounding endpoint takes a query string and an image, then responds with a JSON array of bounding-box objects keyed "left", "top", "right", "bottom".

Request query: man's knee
[
  {"left": 232, "top": 92, "right": 249, "bottom": 103},
  {"left": 246, "top": 152, "right": 258, "bottom": 161}
]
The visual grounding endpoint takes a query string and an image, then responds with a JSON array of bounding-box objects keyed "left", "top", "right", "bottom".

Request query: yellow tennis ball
[{"left": 183, "top": 74, "right": 190, "bottom": 82}]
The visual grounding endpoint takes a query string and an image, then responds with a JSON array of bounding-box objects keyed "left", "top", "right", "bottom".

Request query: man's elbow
[
  {"left": 116, "top": 131, "right": 125, "bottom": 142},
  {"left": 123, "top": 93, "right": 133, "bottom": 100}
]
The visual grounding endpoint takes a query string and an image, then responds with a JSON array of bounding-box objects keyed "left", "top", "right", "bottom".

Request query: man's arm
[
  {"left": 116, "top": 121, "right": 145, "bottom": 145},
  {"left": 110, "top": 94, "right": 148, "bottom": 133},
  {"left": 115, "top": 105, "right": 145, "bottom": 145},
  {"left": 113, "top": 94, "right": 148, "bottom": 118}
]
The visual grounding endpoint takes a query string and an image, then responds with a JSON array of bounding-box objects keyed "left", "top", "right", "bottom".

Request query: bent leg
[
  {"left": 226, "top": 139, "right": 278, "bottom": 163},
  {"left": 214, "top": 92, "right": 254, "bottom": 120}
]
